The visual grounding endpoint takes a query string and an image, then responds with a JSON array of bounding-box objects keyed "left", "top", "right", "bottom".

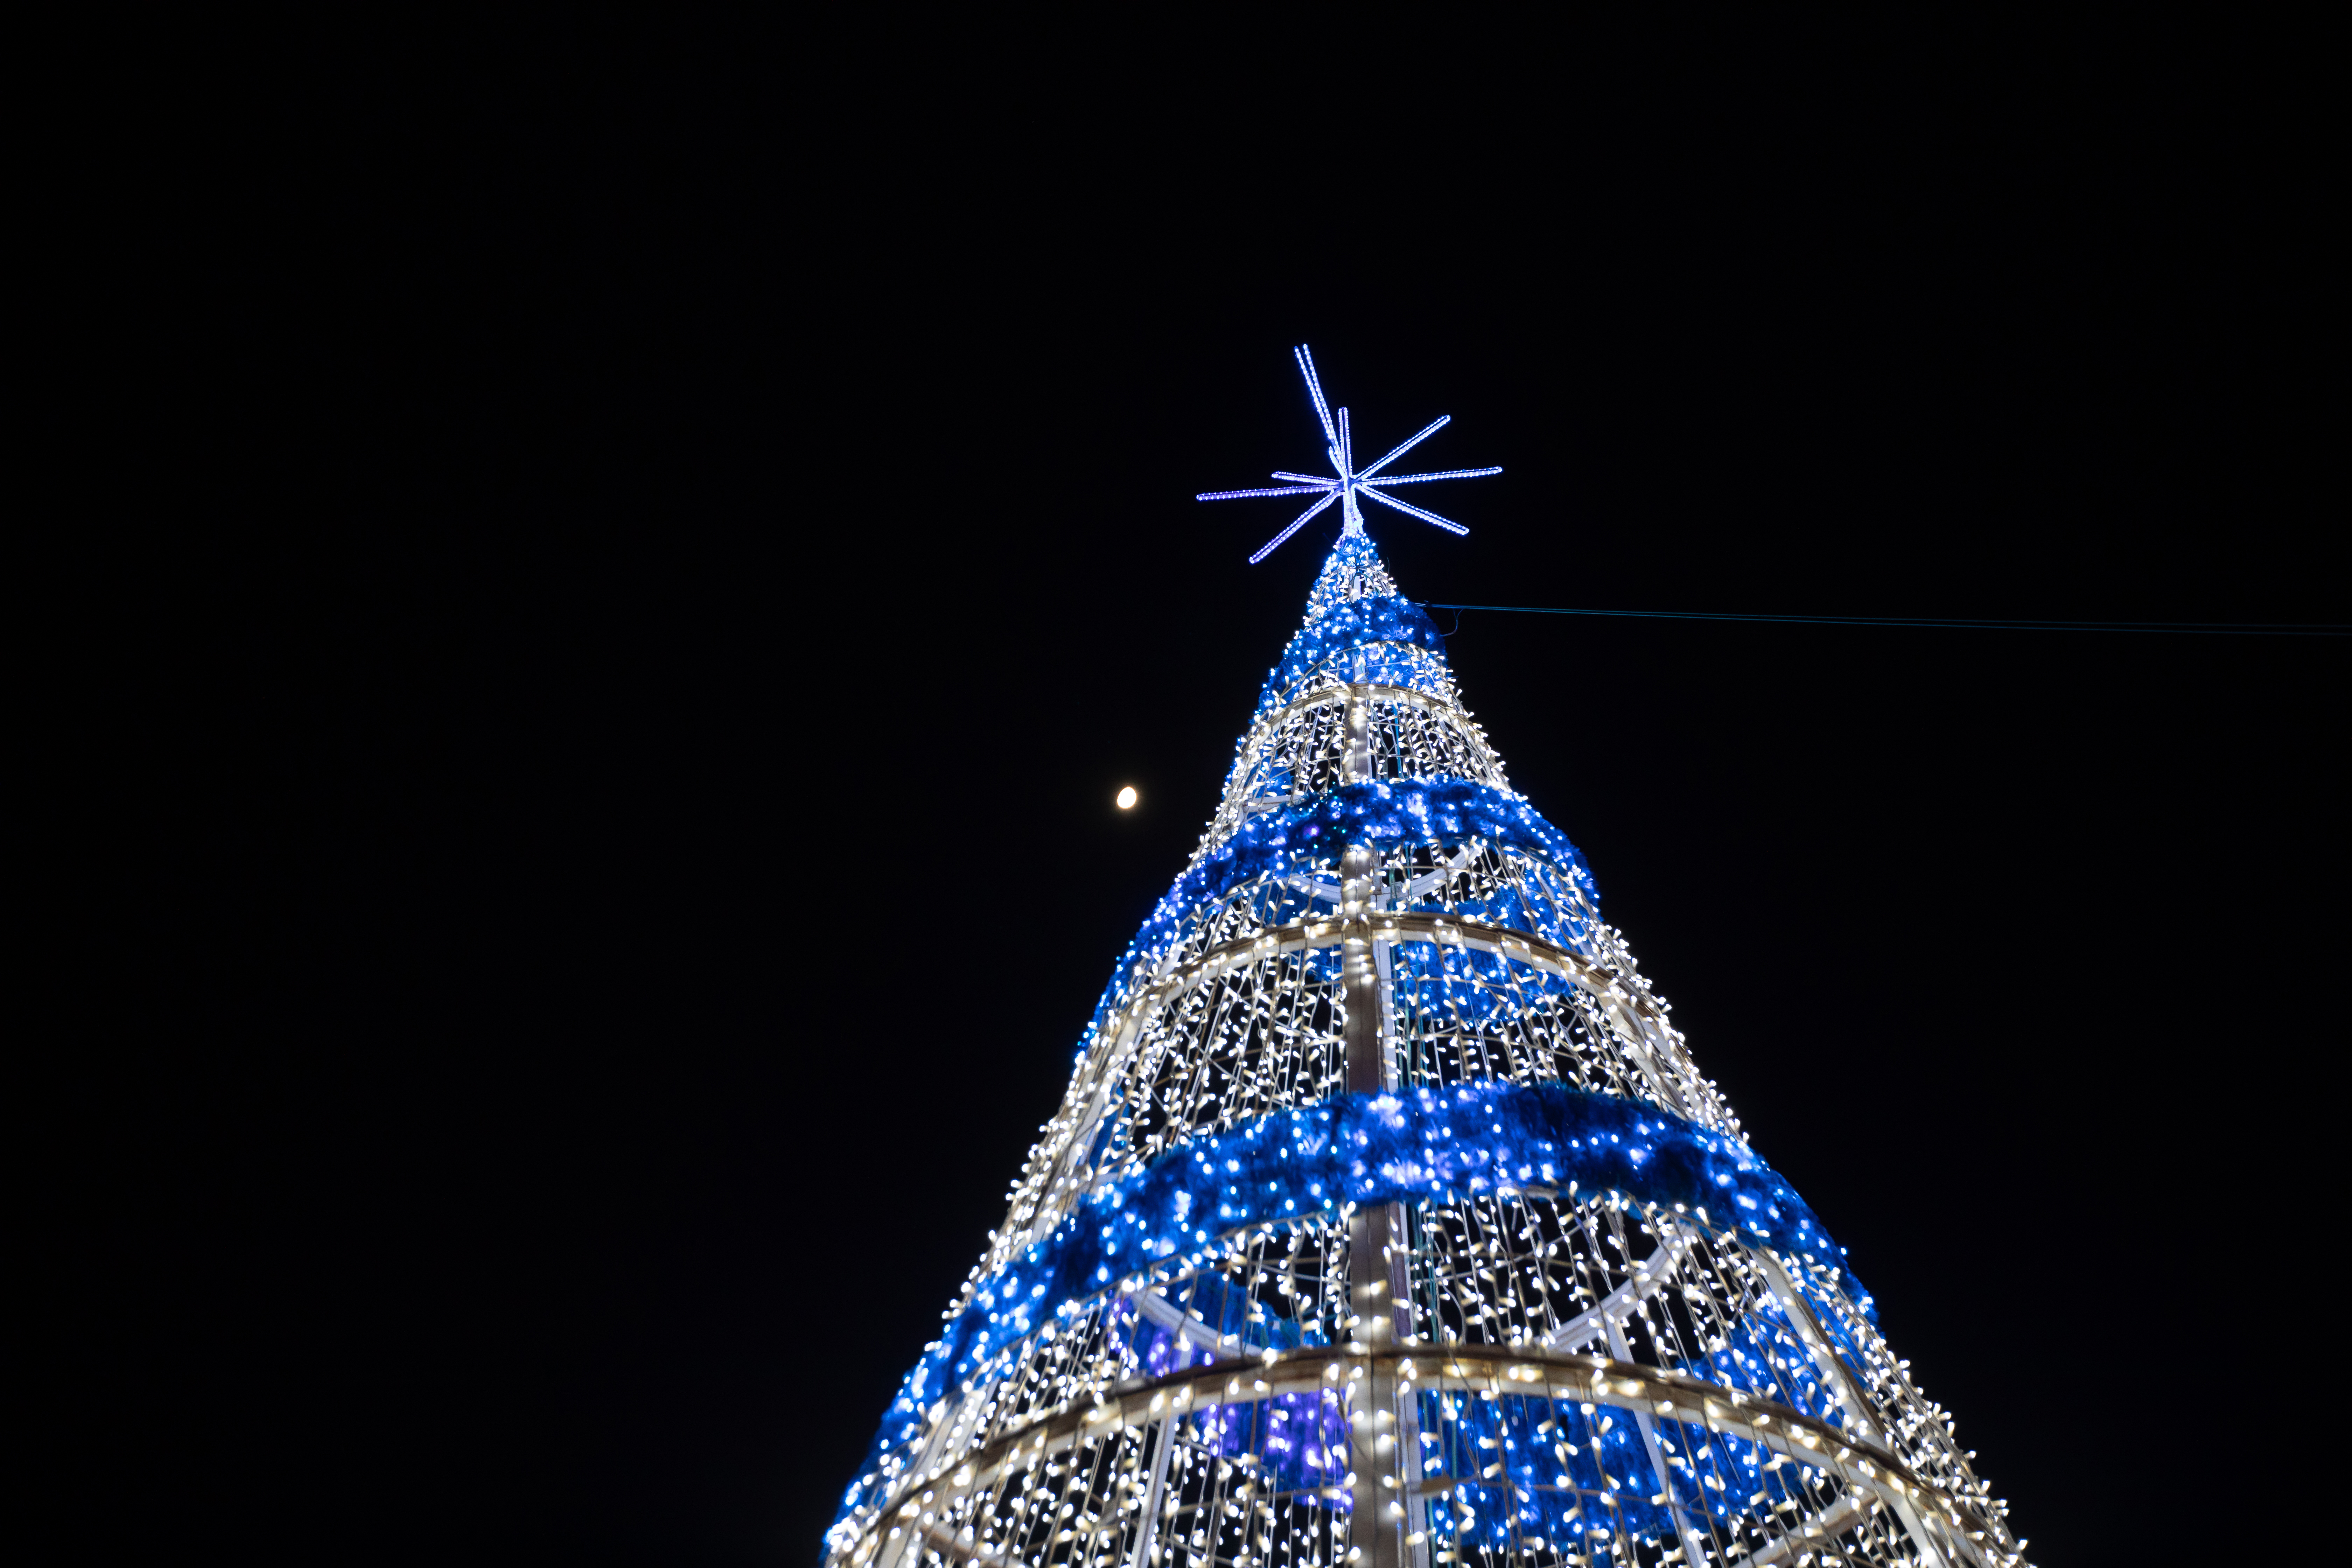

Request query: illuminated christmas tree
[{"left": 825, "top": 351, "right": 2024, "bottom": 1568}]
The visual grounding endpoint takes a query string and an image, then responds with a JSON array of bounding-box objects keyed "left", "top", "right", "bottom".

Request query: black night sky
[{"left": 336, "top": 40, "right": 2342, "bottom": 1568}]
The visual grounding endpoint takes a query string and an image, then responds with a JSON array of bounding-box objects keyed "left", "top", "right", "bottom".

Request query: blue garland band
[{"left": 836, "top": 1083, "right": 1867, "bottom": 1534}]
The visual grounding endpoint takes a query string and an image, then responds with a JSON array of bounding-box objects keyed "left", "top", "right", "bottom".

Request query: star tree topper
[{"left": 1197, "top": 345, "right": 1502, "bottom": 564}]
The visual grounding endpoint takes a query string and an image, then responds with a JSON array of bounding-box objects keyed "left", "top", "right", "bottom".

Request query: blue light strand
[
  {"left": 831, "top": 1083, "right": 1861, "bottom": 1534},
  {"left": 1295, "top": 343, "right": 1337, "bottom": 443},
  {"left": 1369, "top": 466, "right": 1506, "bottom": 486},
  {"left": 1197, "top": 485, "right": 1332, "bottom": 501},
  {"left": 1361, "top": 484, "right": 1470, "bottom": 536},
  {"left": 1248, "top": 489, "right": 1344, "bottom": 566},
  {"left": 1071, "top": 774, "right": 1607, "bottom": 1076},
  {"left": 1255, "top": 591, "right": 1451, "bottom": 707},
  {"left": 1429, "top": 1386, "right": 1838, "bottom": 1548},
  {"left": 1184, "top": 1388, "right": 1354, "bottom": 1503},
  {"left": 1358, "top": 414, "right": 1452, "bottom": 478},
  {"left": 1158, "top": 777, "right": 1602, "bottom": 932}
]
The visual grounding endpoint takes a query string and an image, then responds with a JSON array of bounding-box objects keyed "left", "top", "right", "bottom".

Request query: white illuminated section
[{"left": 1115, "top": 786, "right": 1138, "bottom": 810}]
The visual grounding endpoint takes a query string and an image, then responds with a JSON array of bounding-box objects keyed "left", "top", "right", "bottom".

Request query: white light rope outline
[{"left": 852, "top": 1343, "right": 2000, "bottom": 1568}]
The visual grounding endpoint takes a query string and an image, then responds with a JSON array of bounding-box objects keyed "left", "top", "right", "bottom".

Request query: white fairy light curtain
[{"left": 825, "top": 354, "right": 2026, "bottom": 1568}]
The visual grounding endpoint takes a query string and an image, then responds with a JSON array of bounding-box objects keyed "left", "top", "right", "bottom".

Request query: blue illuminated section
[
  {"left": 1058, "top": 777, "right": 1604, "bottom": 1060},
  {"left": 1256, "top": 593, "right": 1451, "bottom": 713},
  {"left": 1197, "top": 344, "right": 1500, "bottom": 561},
  {"left": 829, "top": 1082, "right": 1865, "bottom": 1535},
  {"left": 1170, "top": 779, "right": 1597, "bottom": 939}
]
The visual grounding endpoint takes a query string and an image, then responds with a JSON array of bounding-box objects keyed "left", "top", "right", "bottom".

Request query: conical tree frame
[{"left": 825, "top": 535, "right": 2024, "bottom": 1568}]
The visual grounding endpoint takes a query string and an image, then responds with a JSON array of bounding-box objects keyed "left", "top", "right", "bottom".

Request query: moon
[{"left": 1116, "top": 786, "right": 1138, "bottom": 810}]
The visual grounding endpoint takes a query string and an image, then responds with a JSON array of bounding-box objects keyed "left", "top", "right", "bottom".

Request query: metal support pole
[
  {"left": 1341, "top": 840, "right": 1383, "bottom": 1103},
  {"left": 1128, "top": 1415, "right": 1178, "bottom": 1568},
  {"left": 1343, "top": 691, "right": 1372, "bottom": 784},
  {"left": 1339, "top": 667, "right": 1424, "bottom": 1568},
  {"left": 1368, "top": 873, "right": 1428, "bottom": 1568},
  {"left": 1603, "top": 1314, "right": 1715, "bottom": 1566},
  {"left": 1390, "top": 1210, "right": 1428, "bottom": 1568},
  {"left": 1342, "top": 833, "right": 1410, "bottom": 1568}
]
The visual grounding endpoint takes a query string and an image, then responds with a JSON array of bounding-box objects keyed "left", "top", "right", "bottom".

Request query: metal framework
[{"left": 825, "top": 526, "right": 2026, "bottom": 1568}]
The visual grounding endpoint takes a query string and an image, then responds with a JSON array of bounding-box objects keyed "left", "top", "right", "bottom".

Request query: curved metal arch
[
  {"left": 1121, "top": 912, "right": 1664, "bottom": 1063},
  {"left": 1213, "top": 681, "right": 1503, "bottom": 843},
  {"left": 1261, "top": 643, "right": 1461, "bottom": 719},
  {"left": 850, "top": 1345, "right": 1995, "bottom": 1568},
  {"left": 1009, "top": 911, "right": 1688, "bottom": 1259},
  {"left": 1232, "top": 682, "right": 1475, "bottom": 778},
  {"left": 1013, "top": 911, "right": 1699, "bottom": 1256}
]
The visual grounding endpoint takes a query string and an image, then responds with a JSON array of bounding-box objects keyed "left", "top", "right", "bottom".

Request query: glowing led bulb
[{"left": 1116, "top": 786, "right": 1138, "bottom": 810}]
